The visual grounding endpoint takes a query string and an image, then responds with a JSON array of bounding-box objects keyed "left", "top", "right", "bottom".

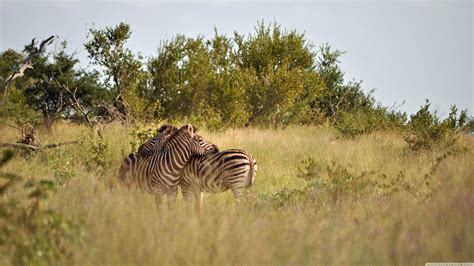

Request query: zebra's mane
[
  {"left": 157, "top": 124, "right": 176, "bottom": 134},
  {"left": 161, "top": 124, "right": 196, "bottom": 148}
]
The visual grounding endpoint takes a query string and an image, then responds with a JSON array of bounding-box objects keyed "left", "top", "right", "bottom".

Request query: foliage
[
  {"left": 0, "top": 50, "right": 42, "bottom": 125},
  {"left": 404, "top": 100, "right": 468, "bottom": 151},
  {"left": 87, "top": 138, "right": 110, "bottom": 169},
  {"left": 294, "top": 159, "right": 371, "bottom": 203},
  {"left": 85, "top": 22, "right": 149, "bottom": 119},
  {"left": 0, "top": 150, "right": 80, "bottom": 265},
  {"left": 2, "top": 21, "right": 462, "bottom": 131},
  {"left": 271, "top": 145, "right": 464, "bottom": 209},
  {"left": 335, "top": 106, "right": 407, "bottom": 138},
  {"left": 0, "top": 43, "right": 104, "bottom": 132},
  {"left": 128, "top": 125, "right": 162, "bottom": 152},
  {"left": 47, "top": 148, "right": 76, "bottom": 186}
]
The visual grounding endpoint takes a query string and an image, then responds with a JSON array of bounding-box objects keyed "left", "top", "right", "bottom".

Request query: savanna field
[{"left": 0, "top": 122, "right": 472, "bottom": 265}]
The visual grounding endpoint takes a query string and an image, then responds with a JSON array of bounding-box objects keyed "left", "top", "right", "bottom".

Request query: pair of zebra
[{"left": 118, "top": 124, "right": 257, "bottom": 212}]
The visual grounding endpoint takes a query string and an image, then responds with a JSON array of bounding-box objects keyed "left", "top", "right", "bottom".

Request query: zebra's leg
[
  {"left": 181, "top": 186, "right": 194, "bottom": 211},
  {"left": 155, "top": 190, "right": 165, "bottom": 211},
  {"left": 230, "top": 186, "right": 245, "bottom": 201},
  {"left": 166, "top": 188, "right": 178, "bottom": 209},
  {"left": 194, "top": 191, "right": 203, "bottom": 214}
]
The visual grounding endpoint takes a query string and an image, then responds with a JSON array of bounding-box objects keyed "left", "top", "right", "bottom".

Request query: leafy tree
[
  {"left": 0, "top": 50, "right": 42, "bottom": 125},
  {"left": 84, "top": 22, "right": 148, "bottom": 120},
  {"left": 21, "top": 42, "right": 103, "bottom": 133},
  {"left": 233, "top": 21, "right": 324, "bottom": 126},
  {"left": 313, "top": 44, "right": 373, "bottom": 120},
  {"left": 23, "top": 44, "right": 76, "bottom": 132},
  {"left": 0, "top": 41, "right": 104, "bottom": 132}
]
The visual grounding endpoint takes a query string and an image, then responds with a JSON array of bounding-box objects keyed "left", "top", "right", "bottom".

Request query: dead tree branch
[
  {"left": 0, "top": 140, "right": 81, "bottom": 151},
  {"left": 0, "top": 122, "right": 23, "bottom": 131},
  {"left": 54, "top": 78, "right": 94, "bottom": 128},
  {"left": 98, "top": 101, "right": 127, "bottom": 122},
  {"left": 1, "top": 35, "right": 55, "bottom": 107}
]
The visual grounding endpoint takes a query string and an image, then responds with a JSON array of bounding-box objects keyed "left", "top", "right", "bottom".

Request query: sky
[{"left": 1, "top": 0, "right": 472, "bottom": 117}]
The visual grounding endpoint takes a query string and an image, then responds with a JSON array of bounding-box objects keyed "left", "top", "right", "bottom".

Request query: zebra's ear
[
  {"left": 182, "top": 124, "right": 195, "bottom": 137},
  {"left": 212, "top": 144, "right": 219, "bottom": 153}
]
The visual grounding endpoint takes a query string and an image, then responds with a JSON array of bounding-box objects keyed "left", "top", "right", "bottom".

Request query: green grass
[{"left": 0, "top": 122, "right": 473, "bottom": 265}]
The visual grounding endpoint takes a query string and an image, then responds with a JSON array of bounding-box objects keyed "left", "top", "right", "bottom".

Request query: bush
[
  {"left": 335, "top": 106, "right": 407, "bottom": 138},
  {"left": 128, "top": 125, "right": 162, "bottom": 152},
  {"left": 88, "top": 138, "right": 110, "bottom": 168},
  {"left": 48, "top": 148, "right": 76, "bottom": 186},
  {"left": 271, "top": 152, "right": 458, "bottom": 209},
  {"left": 270, "top": 188, "right": 306, "bottom": 209},
  {"left": 0, "top": 150, "right": 80, "bottom": 265},
  {"left": 334, "top": 110, "right": 377, "bottom": 138},
  {"left": 270, "top": 159, "right": 370, "bottom": 208},
  {"left": 404, "top": 101, "right": 468, "bottom": 151}
]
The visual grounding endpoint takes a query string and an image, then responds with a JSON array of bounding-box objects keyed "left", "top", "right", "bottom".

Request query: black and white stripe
[
  {"left": 118, "top": 124, "right": 214, "bottom": 207},
  {"left": 137, "top": 125, "right": 177, "bottom": 157},
  {"left": 179, "top": 149, "right": 257, "bottom": 212}
]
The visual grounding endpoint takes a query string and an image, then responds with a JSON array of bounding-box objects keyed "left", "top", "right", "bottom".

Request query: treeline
[{"left": 0, "top": 22, "right": 471, "bottom": 137}]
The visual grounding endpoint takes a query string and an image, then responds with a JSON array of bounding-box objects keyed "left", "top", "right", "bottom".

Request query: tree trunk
[{"left": 42, "top": 110, "right": 54, "bottom": 134}]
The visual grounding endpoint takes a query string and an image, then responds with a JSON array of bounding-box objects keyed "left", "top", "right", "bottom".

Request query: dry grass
[{"left": 0, "top": 122, "right": 473, "bottom": 265}]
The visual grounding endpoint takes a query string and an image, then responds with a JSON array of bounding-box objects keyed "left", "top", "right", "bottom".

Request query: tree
[
  {"left": 233, "top": 21, "right": 323, "bottom": 125},
  {"left": 3, "top": 41, "right": 103, "bottom": 133},
  {"left": 21, "top": 42, "right": 86, "bottom": 133},
  {"left": 0, "top": 36, "right": 55, "bottom": 107},
  {"left": 0, "top": 49, "right": 41, "bottom": 125},
  {"left": 313, "top": 44, "right": 374, "bottom": 119},
  {"left": 84, "top": 22, "right": 147, "bottom": 120}
]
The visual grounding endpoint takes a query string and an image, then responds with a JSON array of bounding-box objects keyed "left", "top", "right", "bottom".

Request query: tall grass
[{"left": 0, "top": 123, "right": 472, "bottom": 265}]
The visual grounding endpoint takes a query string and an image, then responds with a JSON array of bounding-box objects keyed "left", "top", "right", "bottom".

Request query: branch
[
  {"left": 98, "top": 101, "right": 127, "bottom": 122},
  {"left": 54, "top": 78, "right": 94, "bottom": 128},
  {"left": 0, "top": 140, "right": 81, "bottom": 151},
  {"left": 42, "top": 140, "right": 81, "bottom": 148},
  {"left": 0, "top": 122, "right": 23, "bottom": 131},
  {"left": 1, "top": 35, "right": 55, "bottom": 107},
  {"left": 0, "top": 143, "right": 39, "bottom": 150}
]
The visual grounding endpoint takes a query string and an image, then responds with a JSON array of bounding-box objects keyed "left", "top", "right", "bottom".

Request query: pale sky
[{"left": 1, "top": 0, "right": 472, "bottom": 116}]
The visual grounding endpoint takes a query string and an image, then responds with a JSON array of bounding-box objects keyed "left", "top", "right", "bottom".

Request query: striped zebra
[
  {"left": 118, "top": 124, "right": 216, "bottom": 207},
  {"left": 179, "top": 148, "right": 257, "bottom": 213},
  {"left": 136, "top": 124, "right": 177, "bottom": 157},
  {"left": 137, "top": 124, "right": 218, "bottom": 157}
]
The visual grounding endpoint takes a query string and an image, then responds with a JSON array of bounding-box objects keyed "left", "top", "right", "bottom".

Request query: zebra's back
[{"left": 180, "top": 149, "right": 257, "bottom": 195}]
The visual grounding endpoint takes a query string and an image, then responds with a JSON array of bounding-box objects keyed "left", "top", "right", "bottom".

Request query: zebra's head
[
  {"left": 176, "top": 124, "right": 219, "bottom": 156},
  {"left": 137, "top": 124, "right": 177, "bottom": 156},
  {"left": 194, "top": 133, "right": 219, "bottom": 155},
  {"left": 138, "top": 124, "right": 219, "bottom": 156}
]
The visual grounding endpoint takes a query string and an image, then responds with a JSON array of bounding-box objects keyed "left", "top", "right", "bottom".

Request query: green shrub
[
  {"left": 334, "top": 106, "right": 407, "bottom": 138},
  {"left": 129, "top": 125, "right": 161, "bottom": 152},
  {"left": 269, "top": 188, "right": 306, "bottom": 209},
  {"left": 334, "top": 110, "right": 376, "bottom": 138},
  {"left": 404, "top": 101, "right": 468, "bottom": 151},
  {"left": 89, "top": 139, "right": 109, "bottom": 167},
  {"left": 48, "top": 148, "right": 76, "bottom": 186},
  {"left": 0, "top": 150, "right": 80, "bottom": 265},
  {"left": 270, "top": 159, "right": 370, "bottom": 208},
  {"left": 301, "top": 160, "right": 370, "bottom": 202},
  {"left": 271, "top": 152, "right": 457, "bottom": 209}
]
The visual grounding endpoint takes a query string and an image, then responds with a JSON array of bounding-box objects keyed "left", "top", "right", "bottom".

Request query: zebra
[
  {"left": 134, "top": 126, "right": 257, "bottom": 212},
  {"left": 137, "top": 124, "right": 218, "bottom": 157},
  {"left": 136, "top": 124, "right": 177, "bottom": 157},
  {"left": 118, "top": 124, "right": 216, "bottom": 207},
  {"left": 179, "top": 148, "right": 257, "bottom": 213}
]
